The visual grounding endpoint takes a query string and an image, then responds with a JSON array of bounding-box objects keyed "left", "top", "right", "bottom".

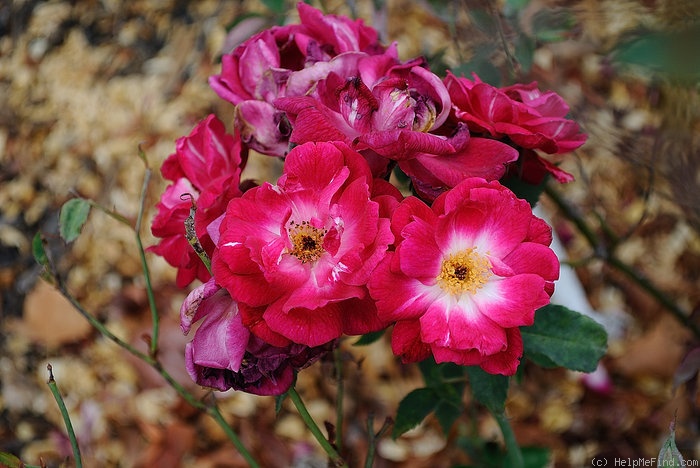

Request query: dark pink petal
[
  {"left": 297, "top": 2, "right": 380, "bottom": 54},
  {"left": 391, "top": 319, "right": 432, "bottom": 363},
  {"left": 237, "top": 31, "right": 282, "bottom": 101},
  {"left": 358, "top": 129, "right": 456, "bottom": 161},
  {"left": 431, "top": 344, "right": 484, "bottom": 367},
  {"left": 264, "top": 300, "right": 343, "bottom": 347},
  {"left": 238, "top": 303, "right": 292, "bottom": 348},
  {"left": 517, "top": 117, "right": 587, "bottom": 153},
  {"left": 478, "top": 328, "right": 523, "bottom": 375},
  {"left": 525, "top": 215, "right": 553, "bottom": 245},
  {"left": 389, "top": 196, "right": 437, "bottom": 243},
  {"left": 336, "top": 76, "right": 378, "bottom": 134},
  {"left": 276, "top": 96, "right": 355, "bottom": 145},
  {"left": 279, "top": 141, "right": 350, "bottom": 194},
  {"left": 209, "top": 54, "right": 250, "bottom": 105},
  {"left": 409, "top": 66, "right": 452, "bottom": 130},
  {"left": 404, "top": 136, "right": 518, "bottom": 189},
  {"left": 338, "top": 293, "right": 387, "bottom": 336},
  {"left": 285, "top": 52, "right": 365, "bottom": 97}
]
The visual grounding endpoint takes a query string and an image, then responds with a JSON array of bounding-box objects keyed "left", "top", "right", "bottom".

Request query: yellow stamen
[
  {"left": 436, "top": 248, "right": 491, "bottom": 296},
  {"left": 288, "top": 220, "right": 326, "bottom": 263}
]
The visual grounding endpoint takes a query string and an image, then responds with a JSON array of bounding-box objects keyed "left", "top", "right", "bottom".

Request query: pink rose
[
  {"left": 368, "top": 178, "right": 559, "bottom": 375},
  {"left": 150, "top": 115, "right": 245, "bottom": 287}
]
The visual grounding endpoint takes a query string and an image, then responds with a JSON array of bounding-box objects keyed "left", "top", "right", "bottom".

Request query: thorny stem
[
  {"left": 35, "top": 150, "right": 261, "bottom": 467},
  {"left": 364, "top": 414, "right": 392, "bottom": 468},
  {"left": 50, "top": 264, "right": 261, "bottom": 466},
  {"left": 288, "top": 387, "right": 348, "bottom": 467},
  {"left": 47, "top": 364, "right": 83, "bottom": 468},
  {"left": 544, "top": 184, "right": 700, "bottom": 339},
  {"left": 134, "top": 165, "right": 160, "bottom": 358},
  {"left": 490, "top": 2, "right": 517, "bottom": 78}
]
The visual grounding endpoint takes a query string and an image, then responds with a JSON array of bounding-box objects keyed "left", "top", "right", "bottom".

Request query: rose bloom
[
  {"left": 181, "top": 280, "right": 331, "bottom": 395},
  {"left": 368, "top": 178, "right": 559, "bottom": 375},
  {"left": 445, "top": 72, "right": 586, "bottom": 184},
  {"left": 276, "top": 67, "right": 518, "bottom": 197},
  {"left": 209, "top": 2, "right": 392, "bottom": 156},
  {"left": 212, "top": 141, "right": 399, "bottom": 347},
  {"left": 150, "top": 114, "right": 245, "bottom": 287}
]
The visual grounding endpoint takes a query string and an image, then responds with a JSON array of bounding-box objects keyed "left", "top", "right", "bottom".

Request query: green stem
[
  {"left": 608, "top": 255, "right": 700, "bottom": 338},
  {"left": 55, "top": 278, "right": 150, "bottom": 361},
  {"left": 545, "top": 184, "right": 700, "bottom": 339},
  {"left": 334, "top": 347, "right": 344, "bottom": 454},
  {"left": 288, "top": 387, "right": 347, "bottom": 467},
  {"left": 364, "top": 414, "right": 391, "bottom": 468},
  {"left": 134, "top": 167, "right": 160, "bottom": 357},
  {"left": 364, "top": 414, "right": 376, "bottom": 468},
  {"left": 207, "top": 406, "right": 261, "bottom": 468},
  {"left": 54, "top": 279, "right": 260, "bottom": 466},
  {"left": 148, "top": 361, "right": 251, "bottom": 458},
  {"left": 47, "top": 364, "right": 83, "bottom": 468},
  {"left": 494, "top": 410, "right": 523, "bottom": 468}
]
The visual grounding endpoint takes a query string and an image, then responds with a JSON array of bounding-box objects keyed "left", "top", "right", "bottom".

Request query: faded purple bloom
[{"left": 181, "top": 280, "right": 331, "bottom": 395}]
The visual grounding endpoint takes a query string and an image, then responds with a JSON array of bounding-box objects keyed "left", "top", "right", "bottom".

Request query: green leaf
[
  {"left": 353, "top": 329, "right": 385, "bottom": 346},
  {"left": 261, "top": 0, "right": 286, "bottom": 15},
  {"left": 0, "top": 452, "right": 23, "bottom": 468},
  {"left": 275, "top": 391, "right": 288, "bottom": 414},
  {"left": 394, "top": 358, "right": 468, "bottom": 437},
  {"left": 520, "top": 446, "right": 551, "bottom": 468},
  {"left": 418, "top": 357, "right": 464, "bottom": 387},
  {"left": 521, "top": 305, "right": 608, "bottom": 372},
  {"left": 658, "top": 422, "right": 684, "bottom": 466},
  {"left": 392, "top": 387, "right": 440, "bottom": 438},
  {"left": 434, "top": 400, "right": 462, "bottom": 434},
  {"left": 32, "top": 232, "right": 48, "bottom": 267},
  {"left": 611, "top": 26, "right": 700, "bottom": 83},
  {"left": 59, "top": 198, "right": 91, "bottom": 243},
  {"left": 466, "top": 366, "right": 509, "bottom": 413}
]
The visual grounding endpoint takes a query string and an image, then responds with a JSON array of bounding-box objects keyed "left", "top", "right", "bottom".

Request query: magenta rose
[
  {"left": 212, "top": 141, "right": 398, "bottom": 347},
  {"left": 277, "top": 66, "right": 518, "bottom": 197},
  {"left": 209, "top": 3, "right": 392, "bottom": 156},
  {"left": 445, "top": 72, "right": 586, "bottom": 183},
  {"left": 150, "top": 114, "right": 245, "bottom": 287},
  {"left": 368, "top": 177, "right": 559, "bottom": 375}
]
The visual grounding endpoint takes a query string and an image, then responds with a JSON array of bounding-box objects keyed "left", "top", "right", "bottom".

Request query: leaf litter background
[{"left": 1, "top": 0, "right": 699, "bottom": 466}]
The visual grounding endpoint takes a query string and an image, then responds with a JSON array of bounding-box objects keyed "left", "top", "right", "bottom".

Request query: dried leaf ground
[{"left": 1, "top": 1, "right": 699, "bottom": 467}]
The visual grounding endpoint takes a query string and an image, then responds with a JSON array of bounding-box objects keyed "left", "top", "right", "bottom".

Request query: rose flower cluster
[{"left": 150, "top": 3, "right": 585, "bottom": 395}]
